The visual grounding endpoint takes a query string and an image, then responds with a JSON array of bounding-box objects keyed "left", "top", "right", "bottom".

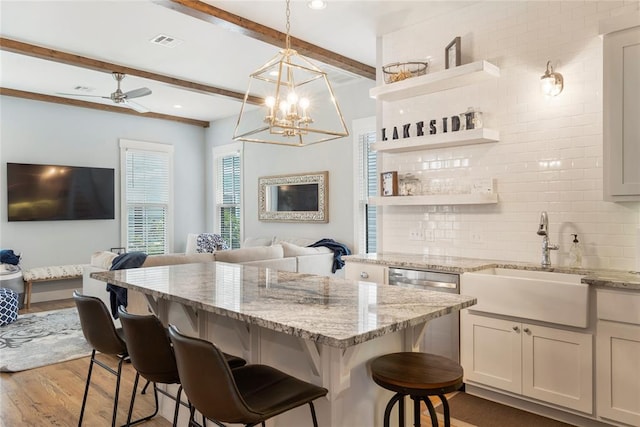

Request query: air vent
[{"left": 150, "top": 34, "right": 183, "bottom": 48}]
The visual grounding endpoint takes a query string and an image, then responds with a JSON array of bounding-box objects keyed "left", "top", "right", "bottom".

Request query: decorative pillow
[
  {"left": 91, "top": 251, "right": 119, "bottom": 269},
  {"left": 196, "top": 233, "right": 229, "bottom": 253},
  {"left": 280, "top": 241, "right": 331, "bottom": 258},
  {"left": 214, "top": 244, "right": 284, "bottom": 263}
]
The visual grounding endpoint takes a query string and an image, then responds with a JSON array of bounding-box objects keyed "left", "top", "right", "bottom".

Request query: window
[
  {"left": 353, "top": 117, "right": 377, "bottom": 253},
  {"left": 120, "top": 139, "right": 174, "bottom": 255},
  {"left": 214, "top": 145, "right": 242, "bottom": 249}
]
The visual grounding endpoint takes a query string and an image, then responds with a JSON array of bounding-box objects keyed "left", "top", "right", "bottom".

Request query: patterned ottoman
[{"left": 0, "top": 288, "right": 19, "bottom": 326}]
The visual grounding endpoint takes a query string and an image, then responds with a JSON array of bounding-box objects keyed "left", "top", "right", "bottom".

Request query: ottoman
[{"left": 0, "top": 288, "right": 19, "bottom": 326}]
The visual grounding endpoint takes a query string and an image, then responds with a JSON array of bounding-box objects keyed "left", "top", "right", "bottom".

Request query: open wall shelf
[
  {"left": 369, "top": 193, "right": 498, "bottom": 206},
  {"left": 370, "top": 60, "right": 500, "bottom": 102},
  {"left": 372, "top": 128, "right": 499, "bottom": 152}
]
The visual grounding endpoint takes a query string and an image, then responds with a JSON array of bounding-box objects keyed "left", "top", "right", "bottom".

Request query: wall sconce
[{"left": 540, "top": 61, "right": 563, "bottom": 96}]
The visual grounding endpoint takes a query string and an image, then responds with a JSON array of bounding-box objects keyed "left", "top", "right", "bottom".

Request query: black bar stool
[{"left": 370, "top": 352, "right": 463, "bottom": 427}]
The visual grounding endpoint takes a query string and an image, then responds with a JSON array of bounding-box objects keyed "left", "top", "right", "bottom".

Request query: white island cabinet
[{"left": 91, "top": 262, "right": 475, "bottom": 427}]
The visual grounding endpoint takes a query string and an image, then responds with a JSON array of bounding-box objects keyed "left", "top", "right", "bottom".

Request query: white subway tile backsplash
[{"left": 378, "top": 1, "right": 640, "bottom": 270}]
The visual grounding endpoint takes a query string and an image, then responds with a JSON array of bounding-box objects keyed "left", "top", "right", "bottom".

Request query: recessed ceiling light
[
  {"left": 307, "top": 0, "right": 326, "bottom": 10},
  {"left": 173, "top": 104, "right": 183, "bottom": 109}
]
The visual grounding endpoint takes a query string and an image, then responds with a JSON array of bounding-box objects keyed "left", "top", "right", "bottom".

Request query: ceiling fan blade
[
  {"left": 124, "top": 99, "right": 149, "bottom": 113},
  {"left": 123, "top": 87, "right": 152, "bottom": 99},
  {"left": 56, "top": 92, "right": 109, "bottom": 99}
]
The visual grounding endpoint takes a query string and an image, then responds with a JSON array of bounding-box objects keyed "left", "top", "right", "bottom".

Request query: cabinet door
[
  {"left": 604, "top": 25, "right": 640, "bottom": 200},
  {"left": 522, "top": 324, "right": 593, "bottom": 413},
  {"left": 344, "top": 262, "right": 387, "bottom": 285},
  {"left": 460, "top": 312, "right": 521, "bottom": 393},
  {"left": 597, "top": 320, "right": 640, "bottom": 426}
]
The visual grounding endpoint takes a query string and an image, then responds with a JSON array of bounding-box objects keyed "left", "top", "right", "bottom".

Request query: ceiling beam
[
  {"left": 0, "top": 37, "right": 261, "bottom": 105},
  {"left": 0, "top": 87, "right": 210, "bottom": 128},
  {"left": 155, "top": 0, "right": 376, "bottom": 80}
]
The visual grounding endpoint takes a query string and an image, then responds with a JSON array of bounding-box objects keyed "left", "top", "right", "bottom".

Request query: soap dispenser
[{"left": 569, "top": 234, "right": 583, "bottom": 268}]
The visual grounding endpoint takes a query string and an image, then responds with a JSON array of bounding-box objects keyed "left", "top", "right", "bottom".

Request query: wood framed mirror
[{"left": 258, "top": 171, "right": 328, "bottom": 222}]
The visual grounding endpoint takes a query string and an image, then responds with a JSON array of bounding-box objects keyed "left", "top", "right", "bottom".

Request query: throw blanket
[
  {"left": 308, "top": 239, "right": 351, "bottom": 273},
  {"left": 0, "top": 250, "right": 20, "bottom": 266},
  {"left": 106, "top": 252, "right": 147, "bottom": 319}
]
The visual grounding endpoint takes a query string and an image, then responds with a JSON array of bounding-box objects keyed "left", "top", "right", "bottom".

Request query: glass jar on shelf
[{"left": 399, "top": 174, "right": 421, "bottom": 196}]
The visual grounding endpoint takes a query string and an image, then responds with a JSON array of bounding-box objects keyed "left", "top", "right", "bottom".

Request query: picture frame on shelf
[
  {"left": 445, "top": 36, "right": 461, "bottom": 69},
  {"left": 381, "top": 171, "right": 399, "bottom": 196}
]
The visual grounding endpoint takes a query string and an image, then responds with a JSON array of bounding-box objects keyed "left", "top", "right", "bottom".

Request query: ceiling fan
[{"left": 58, "top": 72, "right": 152, "bottom": 113}]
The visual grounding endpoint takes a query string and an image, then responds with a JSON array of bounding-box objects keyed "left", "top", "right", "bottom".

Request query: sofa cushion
[
  {"left": 274, "top": 237, "right": 317, "bottom": 247},
  {"left": 280, "top": 241, "right": 332, "bottom": 258},
  {"left": 142, "top": 253, "right": 215, "bottom": 267},
  {"left": 242, "top": 236, "right": 275, "bottom": 248},
  {"left": 242, "top": 258, "right": 297, "bottom": 272},
  {"left": 214, "top": 244, "right": 284, "bottom": 263}
]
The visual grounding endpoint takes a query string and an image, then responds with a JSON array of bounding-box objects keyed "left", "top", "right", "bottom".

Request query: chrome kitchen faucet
[{"left": 537, "top": 211, "right": 559, "bottom": 267}]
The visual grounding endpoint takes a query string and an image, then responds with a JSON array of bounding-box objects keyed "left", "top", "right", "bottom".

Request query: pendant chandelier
[{"left": 233, "top": 0, "right": 349, "bottom": 146}]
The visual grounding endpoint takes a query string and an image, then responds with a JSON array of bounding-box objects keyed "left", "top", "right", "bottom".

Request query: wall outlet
[
  {"left": 470, "top": 231, "right": 484, "bottom": 244},
  {"left": 409, "top": 229, "right": 425, "bottom": 241}
]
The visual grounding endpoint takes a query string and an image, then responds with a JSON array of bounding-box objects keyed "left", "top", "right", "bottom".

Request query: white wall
[
  {"left": 378, "top": 0, "right": 640, "bottom": 270},
  {"left": 206, "top": 80, "right": 375, "bottom": 248},
  {"left": 0, "top": 96, "right": 208, "bottom": 269}
]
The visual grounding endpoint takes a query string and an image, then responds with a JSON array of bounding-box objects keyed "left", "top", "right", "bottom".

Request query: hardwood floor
[{"left": 0, "top": 299, "right": 171, "bottom": 426}]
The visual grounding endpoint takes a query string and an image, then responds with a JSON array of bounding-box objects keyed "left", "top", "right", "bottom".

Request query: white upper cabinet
[{"left": 602, "top": 16, "right": 640, "bottom": 201}]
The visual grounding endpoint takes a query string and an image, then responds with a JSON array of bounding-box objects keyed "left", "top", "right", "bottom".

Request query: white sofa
[{"left": 82, "top": 237, "right": 337, "bottom": 320}]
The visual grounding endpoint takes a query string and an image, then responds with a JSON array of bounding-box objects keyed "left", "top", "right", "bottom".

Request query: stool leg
[
  {"left": 437, "top": 394, "right": 451, "bottom": 427},
  {"left": 412, "top": 396, "right": 421, "bottom": 427},
  {"left": 399, "top": 394, "right": 405, "bottom": 427},
  {"left": 422, "top": 397, "right": 438, "bottom": 427},
  {"left": 383, "top": 393, "right": 405, "bottom": 427}
]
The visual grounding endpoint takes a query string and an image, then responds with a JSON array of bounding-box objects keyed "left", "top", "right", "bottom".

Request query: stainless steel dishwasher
[{"left": 388, "top": 267, "right": 460, "bottom": 362}]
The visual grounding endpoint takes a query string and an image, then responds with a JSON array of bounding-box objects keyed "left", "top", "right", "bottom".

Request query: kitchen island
[{"left": 91, "top": 261, "right": 476, "bottom": 427}]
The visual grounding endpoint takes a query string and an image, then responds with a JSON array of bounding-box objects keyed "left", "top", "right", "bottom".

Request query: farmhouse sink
[{"left": 461, "top": 268, "right": 588, "bottom": 327}]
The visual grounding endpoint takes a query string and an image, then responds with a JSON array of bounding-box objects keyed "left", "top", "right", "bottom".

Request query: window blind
[
  {"left": 358, "top": 131, "right": 377, "bottom": 253},
  {"left": 125, "top": 149, "right": 170, "bottom": 254},
  {"left": 216, "top": 154, "right": 241, "bottom": 249}
]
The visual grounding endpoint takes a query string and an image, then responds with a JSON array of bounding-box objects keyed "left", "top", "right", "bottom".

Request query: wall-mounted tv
[{"left": 7, "top": 162, "right": 115, "bottom": 221}]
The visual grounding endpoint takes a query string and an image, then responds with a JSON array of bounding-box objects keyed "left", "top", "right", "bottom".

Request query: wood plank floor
[{"left": 0, "top": 299, "right": 171, "bottom": 426}]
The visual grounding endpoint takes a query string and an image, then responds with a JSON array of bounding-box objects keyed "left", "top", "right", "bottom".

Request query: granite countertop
[
  {"left": 343, "top": 253, "right": 640, "bottom": 291},
  {"left": 91, "top": 262, "right": 476, "bottom": 349}
]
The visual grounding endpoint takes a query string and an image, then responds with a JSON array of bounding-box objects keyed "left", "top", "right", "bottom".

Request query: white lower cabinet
[
  {"left": 344, "top": 262, "right": 387, "bottom": 285},
  {"left": 461, "top": 311, "right": 593, "bottom": 413},
  {"left": 596, "top": 289, "right": 640, "bottom": 426}
]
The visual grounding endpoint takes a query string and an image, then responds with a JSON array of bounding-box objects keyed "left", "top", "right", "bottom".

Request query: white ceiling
[{"left": 0, "top": 0, "right": 472, "bottom": 124}]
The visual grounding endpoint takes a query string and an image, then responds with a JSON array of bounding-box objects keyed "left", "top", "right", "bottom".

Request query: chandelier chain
[{"left": 285, "top": 0, "right": 291, "bottom": 50}]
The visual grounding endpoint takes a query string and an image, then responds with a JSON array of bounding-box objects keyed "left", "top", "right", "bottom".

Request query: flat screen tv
[{"left": 7, "top": 162, "right": 115, "bottom": 221}]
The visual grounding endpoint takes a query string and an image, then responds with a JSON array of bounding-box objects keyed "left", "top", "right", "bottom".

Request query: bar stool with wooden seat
[{"left": 370, "top": 352, "right": 463, "bottom": 427}]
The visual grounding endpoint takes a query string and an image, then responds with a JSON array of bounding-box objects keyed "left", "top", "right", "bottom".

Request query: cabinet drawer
[
  {"left": 597, "top": 289, "right": 640, "bottom": 325},
  {"left": 344, "top": 263, "right": 387, "bottom": 285}
]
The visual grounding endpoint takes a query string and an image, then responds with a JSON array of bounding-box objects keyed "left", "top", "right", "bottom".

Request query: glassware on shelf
[{"left": 399, "top": 174, "right": 421, "bottom": 196}]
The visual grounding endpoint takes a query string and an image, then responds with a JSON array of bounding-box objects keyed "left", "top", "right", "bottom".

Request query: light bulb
[
  {"left": 287, "top": 92, "right": 298, "bottom": 105},
  {"left": 265, "top": 96, "right": 276, "bottom": 108},
  {"left": 279, "top": 101, "right": 288, "bottom": 114},
  {"left": 299, "top": 98, "right": 310, "bottom": 110}
]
